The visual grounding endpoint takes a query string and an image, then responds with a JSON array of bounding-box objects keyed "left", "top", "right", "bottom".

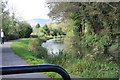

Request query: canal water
[{"left": 42, "top": 38, "right": 66, "bottom": 54}]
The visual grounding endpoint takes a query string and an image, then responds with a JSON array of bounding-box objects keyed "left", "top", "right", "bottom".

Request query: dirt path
[{"left": 1, "top": 39, "right": 51, "bottom": 79}]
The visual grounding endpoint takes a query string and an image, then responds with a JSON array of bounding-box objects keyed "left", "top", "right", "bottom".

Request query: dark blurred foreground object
[{"left": 0, "top": 64, "right": 71, "bottom": 80}]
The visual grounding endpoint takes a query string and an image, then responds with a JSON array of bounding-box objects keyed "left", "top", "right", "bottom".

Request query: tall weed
[{"left": 28, "top": 38, "right": 48, "bottom": 58}]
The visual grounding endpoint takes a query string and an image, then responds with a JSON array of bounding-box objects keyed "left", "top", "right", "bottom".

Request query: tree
[
  {"left": 42, "top": 24, "right": 50, "bottom": 35},
  {"left": 2, "top": 1, "right": 33, "bottom": 40},
  {"left": 47, "top": 2, "right": 120, "bottom": 62},
  {"left": 2, "top": 1, "right": 11, "bottom": 36},
  {"left": 18, "top": 22, "right": 33, "bottom": 38},
  {"left": 35, "top": 24, "right": 40, "bottom": 28},
  {"left": 47, "top": 2, "right": 119, "bottom": 35},
  {"left": 2, "top": 2, "right": 19, "bottom": 40}
]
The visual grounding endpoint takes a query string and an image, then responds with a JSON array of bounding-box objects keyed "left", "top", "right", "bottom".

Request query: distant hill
[{"left": 27, "top": 18, "right": 51, "bottom": 27}]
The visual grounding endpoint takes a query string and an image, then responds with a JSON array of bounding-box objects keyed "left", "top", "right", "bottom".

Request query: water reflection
[{"left": 42, "top": 38, "right": 66, "bottom": 54}]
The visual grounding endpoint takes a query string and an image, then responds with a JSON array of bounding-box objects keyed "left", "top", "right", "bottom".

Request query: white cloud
[{"left": 7, "top": 0, "right": 50, "bottom": 20}]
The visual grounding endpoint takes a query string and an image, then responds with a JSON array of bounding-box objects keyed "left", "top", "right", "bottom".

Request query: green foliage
[
  {"left": 47, "top": 2, "right": 119, "bottom": 57},
  {"left": 39, "top": 24, "right": 65, "bottom": 37},
  {"left": 35, "top": 24, "right": 40, "bottom": 28},
  {"left": 2, "top": 2, "right": 32, "bottom": 40},
  {"left": 28, "top": 38, "right": 48, "bottom": 58},
  {"left": 81, "top": 34, "right": 99, "bottom": 47},
  {"left": 47, "top": 50, "right": 119, "bottom": 78},
  {"left": 11, "top": 39, "right": 61, "bottom": 78},
  {"left": 18, "top": 22, "right": 33, "bottom": 38},
  {"left": 42, "top": 24, "right": 50, "bottom": 35},
  {"left": 80, "top": 34, "right": 113, "bottom": 60},
  {"left": 11, "top": 39, "right": 119, "bottom": 78},
  {"left": 46, "top": 2, "right": 119, "bottom": 78},
  {"left": 49, "top": 28, "right": 61, "bottom": 36},
  {"left": 2, "top": 2, "right": 18, "bottom": 40},
  {"left": 45, "top": 72, "right": 62, "bottom": 79},
  {"left": 11, "top": 39, "right": 48, "bottom": 65},
  {"left": 5, "top": 34, "right": 19, "bottom": 41},
  {"left": 30, "top": 35, "right": 38, "bottom": 38},
  {"left": 10, "top": 2, "right": 120, "bottom": 78},
  {"left": 11, "top": 40, "right": 33, "bottom": 59}
]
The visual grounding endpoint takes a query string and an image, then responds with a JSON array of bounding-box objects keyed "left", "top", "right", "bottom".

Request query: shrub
[
  {"left": 11, "top": 39, "right": 119, "bottom": 78},
  {"left": 46, "top": 50, "right": 68, "bottom": 65},
  {"left": 30, "top": 35, "right": 38, "bottom": 38},
  {"left": 47, "top": 50, "right": 119, "bottom": 78},
  {"left": 28, "top": 38, "right": 48, "bottom": 58},
  {"left": 18, "top": 22, "right": 33, "bottom": 38},
  {"left": 5, "top": 34, "right": 19, "bottom": 41}
]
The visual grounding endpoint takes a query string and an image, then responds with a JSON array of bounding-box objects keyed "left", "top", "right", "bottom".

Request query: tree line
[
  {"left": 32, "top": 23, "right": 65, "bottom": 37},
  {"left": 47, "top": 2, "right": 119, "bottom": 63},
  {"left": 1, "top": 2, "right": 32, "bottom": 41}
]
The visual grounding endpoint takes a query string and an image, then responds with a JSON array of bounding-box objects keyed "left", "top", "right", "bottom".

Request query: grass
[
  {"left": 11, "top": 38, "right": 62, "bottom": 78},
  {"left": 11, "top": 38, "right": 119, "bottom": 78},
  {"left": 46, "top": 50, "right": 119, "bottom": 78},
  {"left": 11, "top": 39, "right": 49, "bottom": 64}
]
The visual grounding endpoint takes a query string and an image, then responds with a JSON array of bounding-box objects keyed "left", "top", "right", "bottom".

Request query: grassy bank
[
  {"left": 11, "top": 38, "right": 62, "bottom": 78},
  {"left": 11, "top": 38, "right": 119, "bottom": 78}
]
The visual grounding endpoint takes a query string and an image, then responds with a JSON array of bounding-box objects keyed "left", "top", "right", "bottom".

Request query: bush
[
  {"left": 46, "top": 50, "right": 119, "bottom": 78},
  {"left": 28, "top": 38, "right": 48, "bottom": 58},
  {"left": 30, "top": 35, "right": 38, "bottom": 38},
  {"left": 46, "top": 50, "right": 68, "bottom": 65},
  {"left": 11, "top": 38, "right": 119, "bottom": 78},
  {"left": 5, "top": 34, "right": 19, "bottom": 41},
  {"left": 18, "top": 22, "right": 33, "bottom": 38}
]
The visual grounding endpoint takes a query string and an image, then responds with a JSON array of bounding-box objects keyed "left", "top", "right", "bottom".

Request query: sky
[{"left": 7, "top": 0, "right": 50, "bottom": 20}]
